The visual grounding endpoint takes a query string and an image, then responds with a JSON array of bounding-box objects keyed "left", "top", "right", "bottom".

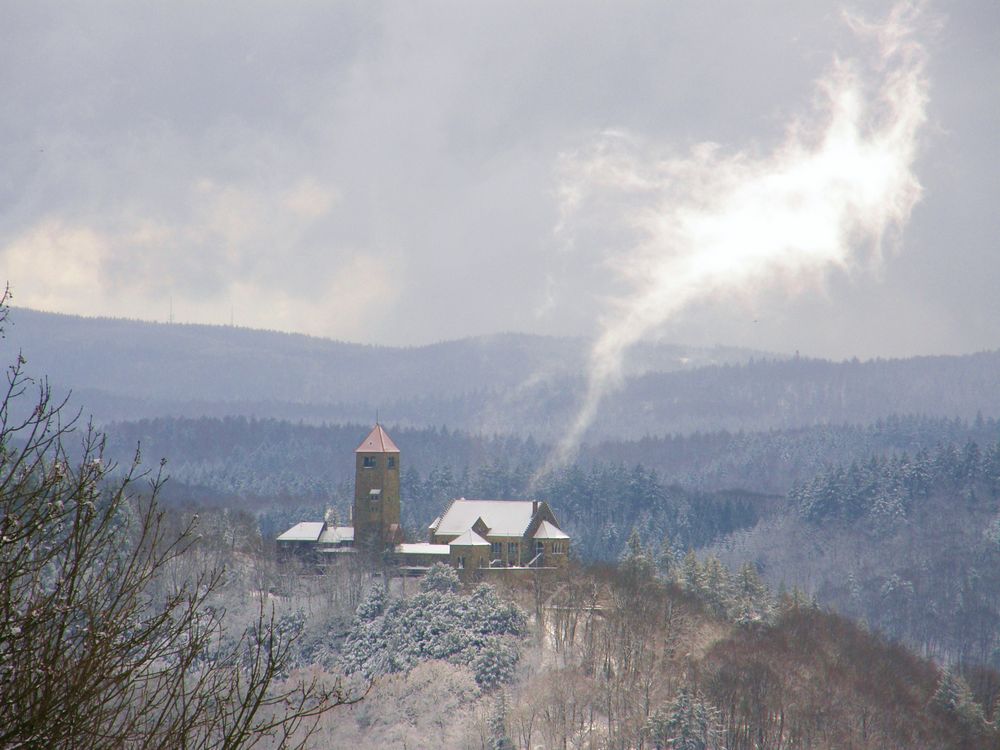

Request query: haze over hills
[
  {"left": 6, "top": 307, "right": 1000, "bottom": 441},
  {"left": 3, "top": 307, "right": 774, "bottom": 428}
]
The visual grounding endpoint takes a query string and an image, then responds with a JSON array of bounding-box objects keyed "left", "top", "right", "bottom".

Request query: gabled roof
[
  {"left": 533, "top": 520, "right": 569, "bottom": 540},
  {"left": 277, "top": 521, "right": 325, "bottom": 542},
  {"left": 435, "top": 499, "right": 537, "bottom": 537},
  {"left": 449, "top": 529, "right": 490, "bottom": 547},
  {"left": 355, "top": 424, "right": 400, "bottom": 453}
]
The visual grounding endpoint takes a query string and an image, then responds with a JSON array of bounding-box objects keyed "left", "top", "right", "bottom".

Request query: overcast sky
[{"left": 1, "top": 1, "right": 997, "bottom": 360}]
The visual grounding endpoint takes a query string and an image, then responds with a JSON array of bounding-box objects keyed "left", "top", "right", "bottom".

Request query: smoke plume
[{"left": 545, "top": 2, "right": 929, "bottom": 472}]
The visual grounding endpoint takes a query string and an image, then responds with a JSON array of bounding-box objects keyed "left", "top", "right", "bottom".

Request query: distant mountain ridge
[
  {"left": 1, "top": 307, "right": 772, "bottom": 430},
  {"left": 4, "top": 307, "right": 1000, "bottom": 440}
]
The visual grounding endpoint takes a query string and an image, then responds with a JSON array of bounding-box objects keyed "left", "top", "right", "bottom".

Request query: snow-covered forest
[{"left": 7, "top": 307, "right": 1000, "bottom": 748}]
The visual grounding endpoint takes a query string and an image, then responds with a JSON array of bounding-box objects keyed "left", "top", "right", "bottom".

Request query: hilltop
[{"left": 6, "top": 308, "right": 1000, "bottom": 441}]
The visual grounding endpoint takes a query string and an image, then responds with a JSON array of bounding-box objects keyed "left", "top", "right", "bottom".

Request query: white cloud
[
  {"left": 0, "top": 0, "right": 996, "bottom": 358},
  {"left": 0, "top": 222, "right": 111, "bottom": 314},
  {"left": 283, "top": 178, "right": 340, "bottom": 220},
  {"left": 543, "top": 1, "right": 930, "bottom": 470}
]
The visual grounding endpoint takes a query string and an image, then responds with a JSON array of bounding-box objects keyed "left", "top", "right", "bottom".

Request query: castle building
[
  {"left": 352, "top": 423, "right": 403, "bottom": 549},
  {"left": 276, "top": 424, "right": 571, "bottom": 579}
]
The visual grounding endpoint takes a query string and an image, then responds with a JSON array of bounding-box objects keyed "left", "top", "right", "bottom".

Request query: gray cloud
[{"left": 0, "top": 0, "right": 997, "bottom": 358}]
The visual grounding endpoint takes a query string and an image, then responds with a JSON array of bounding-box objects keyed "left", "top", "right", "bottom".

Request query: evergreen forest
[{"left": 6, "top": 308, "right": 1000, "bottom": 748}]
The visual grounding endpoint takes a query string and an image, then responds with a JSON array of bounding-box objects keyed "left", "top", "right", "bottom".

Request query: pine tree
[
  {"left": 487, "top": 691, "right": 514, "bottom": 750},
  {"left": 701, "top": 556, "right": 734, "bottom": 617},
  {"left": 420, "top": 561, "right": 461, "bottom": 593},
  {"left": 657, "top": 531, "right": 676, "bottom": 579},
  {"left": 677, "top": 550, "right": 704, "bottom": 594},
  {"left": 931, "top": 669, "right": 988, "bottom": 728},
  {"left": 646, "top": 687, "right": 721, "bottom": 750},
  {"left": 733, "top": 562, "right": 772, "bottom": 625},
  {"left": 620, "top": 528, "right": 655, "bottom": 581},
  {"left": 356, "top": 584, "right": 386, "bottom": 620}
]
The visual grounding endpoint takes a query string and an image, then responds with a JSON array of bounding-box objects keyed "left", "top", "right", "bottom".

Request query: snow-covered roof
[
  {"left": 428, "top": 516, "right": 441, "bottom": 531},
  {"left": 318, "top": 525, "right": 354, "bottom": 544},
  {"left": 533, "top": 520, "right": 569, "bottom": 540},
  {"left": 277, "top": 521, "right": 325, "bottom": 542},
  {"left": 396, "top": 543, "right": 451, "bottom": 555},
  {"left": 435, "top": 499, "right": 537, "bottom": 537},
  {"left": 449, "top": 529, "right": 490, "bottom": 547}
]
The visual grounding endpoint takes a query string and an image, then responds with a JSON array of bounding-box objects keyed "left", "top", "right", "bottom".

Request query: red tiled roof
[{"left": 355, "top": 424, "right": 400, "bottom": 453}]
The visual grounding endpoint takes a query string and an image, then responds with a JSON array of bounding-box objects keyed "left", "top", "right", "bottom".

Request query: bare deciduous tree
[{"left": 0, "top": 287, "right": 355, "bottom": 748}]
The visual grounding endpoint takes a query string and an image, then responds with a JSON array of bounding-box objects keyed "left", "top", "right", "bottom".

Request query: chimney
[{"left": 532, "top": 500, "right": 539, "bottom": 516}]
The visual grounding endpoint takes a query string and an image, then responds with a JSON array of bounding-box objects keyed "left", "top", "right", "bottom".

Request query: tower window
[
  {"left": 363, "top": 456, "right": 376, "bottom": 468},
  {"left": 387, "top": 456, "right": 396, "bottom": 469}
]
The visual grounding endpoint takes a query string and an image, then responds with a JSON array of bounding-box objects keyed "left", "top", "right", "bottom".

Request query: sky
[{"left": 1, "top": 0, "right": 998, "bottom": 361}]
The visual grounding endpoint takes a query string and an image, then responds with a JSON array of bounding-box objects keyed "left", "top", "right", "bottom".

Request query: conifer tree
[
  {"left": 677, "top": 549, "right": 704, "bottom": 594},
  {"left": 657, "top": 531, "right": 676, "bottom": 579},
  {"left": 646, "top": 687, "right": 721, "bottom": 750},
  {"left": 620, "top": 528, "right": 655, "bottom": 581},
  {"left": 488, "top": 691, "right": 514, "bottom": 750},
  {"left": 733, "top": 561, "right": 772, "bottom": 625},
  {"left": 701, "top": 556, "right": 734, "bottom": 617},
  {"left": 931, "top": 669, "right": 988, "bottom": 729}
]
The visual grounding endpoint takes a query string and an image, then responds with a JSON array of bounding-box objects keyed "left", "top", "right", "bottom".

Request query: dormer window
[{"left": 363, "top": 456, "right": 376, "bottom": 468}]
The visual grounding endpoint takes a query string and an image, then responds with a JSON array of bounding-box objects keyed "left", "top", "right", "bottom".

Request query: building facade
[
  {"left": 352, "top": 424, "right": 402, "bottom": 548},
  {"left": 276, "top": 424, "right": 571, "bottom": 579}
]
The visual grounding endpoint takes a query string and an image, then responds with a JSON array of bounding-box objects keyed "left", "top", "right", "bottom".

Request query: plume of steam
[{"left": 544, "top": 2, "right": 929, "bottom": 474}]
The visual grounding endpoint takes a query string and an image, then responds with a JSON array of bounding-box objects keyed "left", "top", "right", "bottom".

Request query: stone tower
[{"left": 352, "top": 424, "right": 402, "bottom": 549}]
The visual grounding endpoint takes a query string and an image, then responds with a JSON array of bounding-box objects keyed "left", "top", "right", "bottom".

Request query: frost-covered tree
[
  {"left": 356, "top": 584, "right": 387, "bottom": 620},
  {"left": 646, "top": 687, "right": 722, "bottom": 750},
  {"left": 342, "top": 582, "right": 527, "bottom": 688},
  {"left": 657, "top": 531, "right": 676, "bottom": 579},
  {"left": 930, "top": 669, "right": 987, "bottom": 729},
  {"left": 677, "top": 550, "right": 704, "bottom": 594},
  {"left": 420, "top": 561, "right": 461, "bottom": 593},
  {"left": 487, "top": 691, "right": 514, "bottom": 750},
  {"left": 732, "top": 562, "right": 773, "bottom": 626},
  {"left": 700, "top": 556, "right": 734, "bottom": 617},
  {"left": 0, "top": 288, "right": 349, "bottom": 749},
  {"left": 620, "top": 528, "right": 656, "bottom": 581}
]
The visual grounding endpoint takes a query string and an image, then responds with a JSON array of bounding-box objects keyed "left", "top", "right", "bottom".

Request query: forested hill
[
  {"left": 6, "top": 307, "right": 1000, "bottom": 440},
  {"left": 1, "top": 307, "right": 760, "bottom": 424},
  {"left": 105, "top": 413, "right": 1000, "bottom": 562},
  {"left": 106, "top": 413, "right": 1000, "bottom": 500}
]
